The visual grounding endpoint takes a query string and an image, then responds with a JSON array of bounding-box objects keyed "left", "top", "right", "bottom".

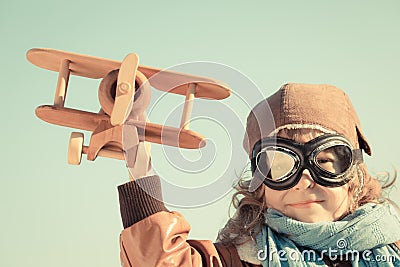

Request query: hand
[
  {"left": 127, "top": 141, "right": 154, "bottom": 181},
  {"left": 123, "top": 124, "right": 154, "bottom": 181}
]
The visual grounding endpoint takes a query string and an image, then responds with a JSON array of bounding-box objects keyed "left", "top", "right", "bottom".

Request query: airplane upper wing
[
  {"left": 27, "top": 48, "right": 120, "bottom": 79},
  {"left": 27, "top": 48, "right": 231, "bottom": 100}
]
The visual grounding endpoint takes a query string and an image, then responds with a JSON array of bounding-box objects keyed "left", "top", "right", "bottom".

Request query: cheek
[
  {"left": 323, "top": 186, "right": 352, "bottom": 217},
  {"left": 326, "top": 186, "right": 350, "bottom": 203},
  {"left": 264, "top": 187, "right": 287, "bottom": 210}
]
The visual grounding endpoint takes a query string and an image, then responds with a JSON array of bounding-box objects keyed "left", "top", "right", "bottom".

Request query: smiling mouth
[{"left": 288, "top": 200, "right": 324, "bottom": 208}]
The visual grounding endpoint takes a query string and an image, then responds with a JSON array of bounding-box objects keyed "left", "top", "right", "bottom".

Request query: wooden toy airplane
[{"left": 27, "top": 48, "right": 231, "bottom": 168}]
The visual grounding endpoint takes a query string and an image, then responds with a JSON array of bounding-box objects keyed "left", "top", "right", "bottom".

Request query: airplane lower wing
[{"left": 35, "top": 105, "right": 205, "bottom": 149}]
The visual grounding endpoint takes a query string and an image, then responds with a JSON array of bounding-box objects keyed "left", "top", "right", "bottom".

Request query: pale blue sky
[{"left": 1, "top": 1, "right": 400, "bottom": 266}]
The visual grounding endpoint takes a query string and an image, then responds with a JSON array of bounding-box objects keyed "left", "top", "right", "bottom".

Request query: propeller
[{"left": 110, "top": 53, "right": 139, "bottom": 126}]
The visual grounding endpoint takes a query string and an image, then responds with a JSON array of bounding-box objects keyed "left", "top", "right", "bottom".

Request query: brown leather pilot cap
[{"left": 243, "top": 83, "right": 372, "bottom": 158}]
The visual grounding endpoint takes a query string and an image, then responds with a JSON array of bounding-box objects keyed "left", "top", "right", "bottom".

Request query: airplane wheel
[{"left": 68, "top": 132, "right": 84, "bottom": 165}]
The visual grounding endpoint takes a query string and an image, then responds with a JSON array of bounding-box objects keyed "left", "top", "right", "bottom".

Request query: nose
[{"left": 293, "top": 169, "right": 316, "bottom": 190}]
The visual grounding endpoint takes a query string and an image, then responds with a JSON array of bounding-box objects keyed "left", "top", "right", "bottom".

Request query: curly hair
[{"left": 217, "top": 128, "right": 395, "bottom": 246}]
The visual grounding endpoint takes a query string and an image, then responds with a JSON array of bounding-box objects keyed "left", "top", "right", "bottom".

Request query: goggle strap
[{"left": 353, "top": 149, "right": 364, "bottom": 164}]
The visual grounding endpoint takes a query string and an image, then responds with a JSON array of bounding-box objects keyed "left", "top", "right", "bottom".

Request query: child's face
[{"left": 263, "top": 133, "right": 351, "bottom": 223}]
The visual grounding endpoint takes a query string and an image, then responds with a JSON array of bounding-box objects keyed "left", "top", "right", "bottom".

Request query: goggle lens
[
  {"left": 257, "top": 149, "right": 297, "bottom": 181},
  {"left": 314, "top": 145, "right": 352, "bottom": 175}
]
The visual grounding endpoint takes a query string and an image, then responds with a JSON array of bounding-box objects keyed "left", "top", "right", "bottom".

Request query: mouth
[{"left": 287, "top": 200, "right": 324, "bottom": 208}]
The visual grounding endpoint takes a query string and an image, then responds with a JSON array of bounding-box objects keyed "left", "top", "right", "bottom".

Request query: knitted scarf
[{"left": 255, "top": 203, "right": 400, "bottom": 266}]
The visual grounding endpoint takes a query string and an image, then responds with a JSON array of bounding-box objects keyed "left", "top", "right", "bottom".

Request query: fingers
[
  {"left": 127, "top": 141, "right": 153, "bottom": 180},
  {"left": 131, "top": 142, "right": 151, "bottom": 178},
  {"left": 123, "top": 121, "right": 153, "bottom": 180}
]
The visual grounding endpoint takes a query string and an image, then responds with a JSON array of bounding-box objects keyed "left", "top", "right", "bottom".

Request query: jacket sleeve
[{"left": 117, "top": 176, "right": 223, "bottom": 267}]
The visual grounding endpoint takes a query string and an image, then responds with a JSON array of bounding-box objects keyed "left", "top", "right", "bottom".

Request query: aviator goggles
[{"left": 250, "top": 134, "right": 363, "bottom": 190}]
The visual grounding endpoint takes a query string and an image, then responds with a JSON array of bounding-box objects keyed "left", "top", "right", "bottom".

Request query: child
[{"left": 117, "top": 83, "right": 400, "bottom": 267}]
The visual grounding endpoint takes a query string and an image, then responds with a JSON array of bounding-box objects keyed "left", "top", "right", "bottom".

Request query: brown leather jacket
[
  {"left": 117, "top": 176, "right": 400, "bottom": 267},
  {"left": 118, "top": 176, "right": 260, "bottom": 267},
  {"left": 120, "top": 210, "right": 260, "bottom": 267}
]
